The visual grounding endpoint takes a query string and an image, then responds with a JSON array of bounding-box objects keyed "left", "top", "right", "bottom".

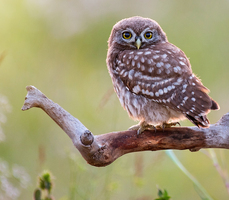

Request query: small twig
[{"left": 22, "top": 85, "right": 229, "bottom": 167}]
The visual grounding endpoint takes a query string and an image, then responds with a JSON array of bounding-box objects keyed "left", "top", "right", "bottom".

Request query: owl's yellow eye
[
  {"left": 144, "top": 32, "right": 153, "bottom": 39},
  {"left": 122, "top": 32, "right": 132, "bottom": 40}
]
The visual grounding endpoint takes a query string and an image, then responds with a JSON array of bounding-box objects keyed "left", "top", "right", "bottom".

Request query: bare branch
[{"left": 22, "top": 86, "right": 229, "bottom": 167}]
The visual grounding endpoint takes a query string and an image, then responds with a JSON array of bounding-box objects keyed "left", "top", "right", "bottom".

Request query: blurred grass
[{"left": 0, "top": 0, "right": 229, "bottom": 199}]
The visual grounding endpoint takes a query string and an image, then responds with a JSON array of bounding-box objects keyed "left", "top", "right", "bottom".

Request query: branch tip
[
  {"left": 216, "top": 112, "right": 229, "bottom": 127},
  {"left": 26, "top": 85, "right": 36, "bottom": 91},
  {"left": 21, "top": 85, "right": 47, "bottom": 111}
]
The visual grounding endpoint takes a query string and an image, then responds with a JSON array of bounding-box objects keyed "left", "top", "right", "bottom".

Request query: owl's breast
[
  {"left": 111, "top": 70, "right": 184, "bottom": 125},
  {"left": 108, "top": 52, "right": 184, "bottom": 124}
]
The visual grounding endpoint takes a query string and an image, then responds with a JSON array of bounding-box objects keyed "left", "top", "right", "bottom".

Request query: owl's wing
[{"left": 115, "top": 47, "right": 219, "bottom": 127}]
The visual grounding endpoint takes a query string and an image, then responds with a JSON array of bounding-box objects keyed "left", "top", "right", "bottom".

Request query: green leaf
[
  {"left": 158, "top": 188, "right": 163, "bottom": 197},
  {"left": 33, "top": 189, "right": 41, "bottom": 200},
  {"left": 38, "top": 170, "right": 53, "bottom": 193},
  {"left": 155, "top": 188, "right": 171, "bottom": 200}
]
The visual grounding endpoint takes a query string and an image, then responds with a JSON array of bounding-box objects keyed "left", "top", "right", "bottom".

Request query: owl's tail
[
  {"left": 210, "top": 99, "right": 220, "bottom": 110},
  {"left": 185, "top": 114, "right": 209, "bottom": 128},
  {"left": 186, "top": 99, "right": 220, "bottom": 128}
]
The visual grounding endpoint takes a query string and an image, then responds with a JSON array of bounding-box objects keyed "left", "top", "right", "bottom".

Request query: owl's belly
[{"left": 114, "top": 77, "right": 185, "bottom": 125}]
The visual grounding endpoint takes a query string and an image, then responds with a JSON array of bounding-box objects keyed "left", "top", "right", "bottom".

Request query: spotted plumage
[{"left": 106, "top": 16, "right": 219, "bottom": 132}]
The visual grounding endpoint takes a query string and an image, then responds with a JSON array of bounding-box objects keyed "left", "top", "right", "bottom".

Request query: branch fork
[{"left": 22, "top": 86, "right": 228, "bottom": 167}]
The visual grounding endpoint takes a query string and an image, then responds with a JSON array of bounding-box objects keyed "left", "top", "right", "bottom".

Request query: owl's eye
[
  {"left": 122, "top": 31, "right": 132, "bottom": 40},
  {"left": 144, "top": 32, "right": 153, "bottom": 39}
]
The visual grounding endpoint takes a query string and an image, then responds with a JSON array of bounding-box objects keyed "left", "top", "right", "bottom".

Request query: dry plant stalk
[{"left": 22, "top": 86, "right": 229, "bottom": 167}]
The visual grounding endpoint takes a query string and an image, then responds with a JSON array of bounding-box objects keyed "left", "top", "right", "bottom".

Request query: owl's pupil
[
  {"left": 145, "top": 32, "right": 152, "bottom": 39},
  {"left": 123, "top": 32, "right": 132, "bottom": 39}
]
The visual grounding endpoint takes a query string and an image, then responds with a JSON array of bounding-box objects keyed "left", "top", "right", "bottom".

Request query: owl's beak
[{"left": 135, "top": 38, "right": 142, "bottom": 49}]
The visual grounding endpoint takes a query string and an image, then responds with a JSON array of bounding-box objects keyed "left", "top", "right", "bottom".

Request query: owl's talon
[
  {"left": 129, "top": 122, "right": 156, "bottom": 135},
  {"left": 137, "top": 124, "right": 157, "bottom": 135},
  {"left": 166, "top": 122, "right": 181, "bottom": 128},
  {"left": 137, "top": 128, "right": 144, "bottom": 135},
  {"left": 156, "top": 122, "right": 180, "bottom": 130},
  {"left": 128, "top": 124, "right": 141, "bottom": 131}
]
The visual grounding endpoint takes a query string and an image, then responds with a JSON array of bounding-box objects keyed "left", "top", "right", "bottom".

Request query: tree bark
[{"left": 22, "top": 86, "right": 229, "bottom": 167}]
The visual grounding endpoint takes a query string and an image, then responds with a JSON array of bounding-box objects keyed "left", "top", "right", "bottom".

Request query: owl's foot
[
  {"left": 156, "top": 122, "right": 181, "bottom": 130},
  {"left": 128, "top": 121, "right": 156, "bottom": 135}
]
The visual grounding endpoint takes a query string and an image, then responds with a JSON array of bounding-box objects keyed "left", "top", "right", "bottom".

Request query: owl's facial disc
[{"left": 120, "top": 29, "right": 137, "bottom": 48}]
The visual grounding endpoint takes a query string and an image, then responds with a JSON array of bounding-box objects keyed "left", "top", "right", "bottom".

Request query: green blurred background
[{"left": 0, "top": 0, "right": 229, "bottom": 199}]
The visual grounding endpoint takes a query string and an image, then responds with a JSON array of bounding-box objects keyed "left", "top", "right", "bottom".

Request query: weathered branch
[{"left": 22, "top": 86, "right": 229, "bottom": 167}]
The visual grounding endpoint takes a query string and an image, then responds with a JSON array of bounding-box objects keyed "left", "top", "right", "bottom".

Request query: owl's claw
[
  {"left": 164, "top": 122, "right": 181, "bottom": 128},
  {"left": 129, "top": 121, "right": 180, "bottom": 135},
  {"left": 128, "top": 122, "right": 156, "bottom": 135},
  {"left": 156, "top": 122, "right": 181, "bottom": 130}
]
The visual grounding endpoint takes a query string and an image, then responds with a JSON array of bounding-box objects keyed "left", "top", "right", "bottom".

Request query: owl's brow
[{"left": 121, "top": 28, "right": 134, "bottom": 33}]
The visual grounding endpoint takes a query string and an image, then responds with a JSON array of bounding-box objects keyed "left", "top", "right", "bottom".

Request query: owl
[{"left": 106, "top": 16, "right": 219, "bottom": 134}]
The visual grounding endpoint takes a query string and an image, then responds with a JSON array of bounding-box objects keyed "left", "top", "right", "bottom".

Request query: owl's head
[{"left": 108, "top": 16, "right": 167, "bottom": 50}]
